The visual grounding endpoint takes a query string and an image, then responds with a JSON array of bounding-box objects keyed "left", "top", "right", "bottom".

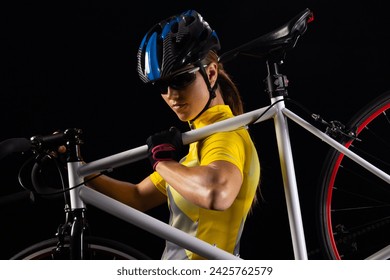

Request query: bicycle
[
  {"left": 0, "top": 133, "right": 153, "bottom": 260},
  {"left": 1, "top": 8, "right": 389, "bottom": 260}
]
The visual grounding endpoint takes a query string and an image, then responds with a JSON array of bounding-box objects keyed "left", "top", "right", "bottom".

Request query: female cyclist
[{"left": 86, "top": 9, "right": 261, "bottom": 260}]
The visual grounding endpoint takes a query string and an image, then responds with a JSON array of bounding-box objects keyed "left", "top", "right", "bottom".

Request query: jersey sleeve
[
  {"left": 199, "top": 129, "right": 246, "bottom": 176},
  {"left": 149, "top": 171, "right": 167, "bottom": 196}
]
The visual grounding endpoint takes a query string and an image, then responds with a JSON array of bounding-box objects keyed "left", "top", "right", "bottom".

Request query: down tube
[
  {"left": 76, "top": 105, "right": 276, "bottom": 260},
  {"left": 273, "top": 97, "right": 308, "bottom": 260},
  {"left": 79, "top": 186, "right": 240, "bottom": 260}
]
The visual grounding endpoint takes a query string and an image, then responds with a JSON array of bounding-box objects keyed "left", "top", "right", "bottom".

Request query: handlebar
[
  {"left": 0, "top": 128, "right": 83, "bottom": 160},
  {"left": 0, "top": 128, "right": 83, "bottom": 198}
]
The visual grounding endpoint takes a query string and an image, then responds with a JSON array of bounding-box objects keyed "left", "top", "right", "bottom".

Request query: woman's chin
[{"left": 175, "top": 113, "right": 192, "bottom": 122}]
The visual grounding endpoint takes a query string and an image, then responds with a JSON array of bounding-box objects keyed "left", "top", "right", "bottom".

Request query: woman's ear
[{"left": 207, "top": 62, "right": 218, "bottom": 86}]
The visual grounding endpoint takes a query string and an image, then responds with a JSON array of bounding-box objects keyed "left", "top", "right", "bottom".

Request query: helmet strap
[{"left": 189, "top": 62, "right": 218, "bottom": 127}]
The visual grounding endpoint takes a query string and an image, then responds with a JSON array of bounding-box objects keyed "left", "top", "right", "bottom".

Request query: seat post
[{"left": 265, "top": 59, "right": 289, "bottom": 99}]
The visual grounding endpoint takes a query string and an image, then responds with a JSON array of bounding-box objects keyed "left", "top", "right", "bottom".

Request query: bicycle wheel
[
  {"left": 10, "top": 236, "right": 152, "bottom": 260},
  {"left": 317, "top": 90, "right": 390, "bottom": 259}
]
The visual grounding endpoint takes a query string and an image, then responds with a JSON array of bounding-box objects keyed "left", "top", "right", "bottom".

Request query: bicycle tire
[
  {"left": 318, "top": 90, "right": 390, "bottom": 259},
  {"left": 10, "top": 236, "right": 152, "bottom": 260}
]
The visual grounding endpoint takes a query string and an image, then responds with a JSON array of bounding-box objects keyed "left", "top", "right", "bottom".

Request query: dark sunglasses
[{"left": 153, "top": 67, "right": 200, "bottom": 94}]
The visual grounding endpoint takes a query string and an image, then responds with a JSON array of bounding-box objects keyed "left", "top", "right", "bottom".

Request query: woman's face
[{"left": 160, "top": 67, "right": 212, "bottom": 122}]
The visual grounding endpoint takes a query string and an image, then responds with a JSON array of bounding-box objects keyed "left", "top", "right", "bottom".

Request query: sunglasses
[{"left": 153, "top": 67, "right": 200, "bottom": 94}]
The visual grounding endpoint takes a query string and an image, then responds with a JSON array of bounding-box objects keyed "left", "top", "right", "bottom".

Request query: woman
[{"left": 86, "top": 9, "right": 260, "bottom": 260}]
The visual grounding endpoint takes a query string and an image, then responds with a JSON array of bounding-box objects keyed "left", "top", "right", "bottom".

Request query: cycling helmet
[{"left": 137, "top": 10, "right": 220, "bottom": 84}]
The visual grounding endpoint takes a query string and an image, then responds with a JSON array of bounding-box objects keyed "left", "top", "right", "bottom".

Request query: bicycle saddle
[{"left": 219, "top": 8, "right": 314, "bottom": 63}]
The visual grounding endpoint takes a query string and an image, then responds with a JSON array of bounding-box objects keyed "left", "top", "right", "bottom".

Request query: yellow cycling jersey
[{"left": 150, "top": 105, "right": 260, "bottom": 259}]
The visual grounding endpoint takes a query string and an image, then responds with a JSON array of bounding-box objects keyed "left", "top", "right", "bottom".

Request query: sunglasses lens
[
  {"left": 170, "top": 72, "right": 196, "bottom": 90},
  {"left": 155, "top": 70, "right": 198, "bottom": 94}
]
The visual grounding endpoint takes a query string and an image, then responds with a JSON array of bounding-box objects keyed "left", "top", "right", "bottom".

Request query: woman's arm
[
  {"left": 85, "top": 175, "right": 166, "bottom": 212},
  {"left": 155, "top": 160, "right": 242, "bottom": 211}
]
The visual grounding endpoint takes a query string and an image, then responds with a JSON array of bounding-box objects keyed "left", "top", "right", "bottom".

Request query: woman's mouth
[{"left": 172, "top": 103, "right": 187, "bottom": 110}]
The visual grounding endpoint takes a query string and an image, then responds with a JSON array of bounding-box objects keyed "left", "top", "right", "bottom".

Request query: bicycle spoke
[{"left": 318, "top": 91, "right": 390, "bottom": 259}]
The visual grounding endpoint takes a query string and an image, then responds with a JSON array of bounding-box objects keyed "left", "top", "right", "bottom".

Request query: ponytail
[{"left": 202, "top": 51, "right": 244, "bottom": 116}]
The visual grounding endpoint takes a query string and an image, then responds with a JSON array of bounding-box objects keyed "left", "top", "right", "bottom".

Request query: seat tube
[{"left": 272, "top": 96, "right": 308, "bottom": 260}]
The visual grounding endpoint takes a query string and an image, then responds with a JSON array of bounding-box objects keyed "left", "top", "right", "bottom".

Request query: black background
[{"left": 1, "top": 0, "right": 390, "bottom": 260}]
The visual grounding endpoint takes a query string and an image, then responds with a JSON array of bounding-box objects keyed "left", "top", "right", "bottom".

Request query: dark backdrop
[{"left": 1, "top": 0, "right": 390, "bottom": 259}]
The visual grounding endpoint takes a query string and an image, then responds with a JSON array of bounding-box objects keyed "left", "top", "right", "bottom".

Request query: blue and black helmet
[{"left": 137, "top": 10, "right": 220, "bottom": 84}]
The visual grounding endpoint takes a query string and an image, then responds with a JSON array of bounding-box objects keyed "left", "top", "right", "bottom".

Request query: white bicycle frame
[{"left": 67, "top": 96, "right": 390, "bottom": 260}]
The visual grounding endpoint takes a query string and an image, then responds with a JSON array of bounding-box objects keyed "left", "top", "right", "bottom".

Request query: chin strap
[{"left": 189, "top": 62, "right": 218, "bottom": 128}]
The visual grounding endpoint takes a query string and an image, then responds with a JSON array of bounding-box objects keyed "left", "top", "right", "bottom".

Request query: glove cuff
[{"left": 151, "top": 143, "right": 176, "bottom": 170}]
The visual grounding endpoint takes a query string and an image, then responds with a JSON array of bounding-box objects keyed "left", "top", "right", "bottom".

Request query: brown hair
[{"left": 202, "top": 51, "right": 244, "bottom": 116}]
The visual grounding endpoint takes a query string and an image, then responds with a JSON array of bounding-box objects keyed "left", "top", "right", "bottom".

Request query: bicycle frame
[
  {"left": 62, "top": 8, "right": 390, "bottom": 260},
  {"left": 65, "top": 83, "right": 390, "bottom": 260}
]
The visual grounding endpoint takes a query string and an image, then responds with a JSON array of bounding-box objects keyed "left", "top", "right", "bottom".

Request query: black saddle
[{"left": 219, "top": 8, "right": 314, "bottom": 63}]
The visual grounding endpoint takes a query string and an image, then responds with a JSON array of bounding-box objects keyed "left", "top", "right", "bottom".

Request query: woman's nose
[{"left": 166, "top": 87, "right": 179, "bottom": 98}]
